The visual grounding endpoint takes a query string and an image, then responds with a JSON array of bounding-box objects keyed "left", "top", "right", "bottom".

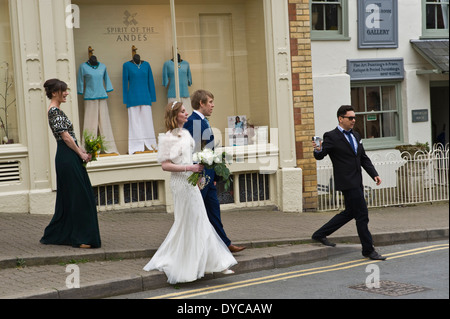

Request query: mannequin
[
  {"left": 172, "top": 53, "right": 182, "bottom": 63},
  {"left": 123, "top": 51, "right": 157, "bottom": 154},
  {"left": 132, "top": 53, "right": 140, "bottom": 65},
  {"left": 162, "top": 53, "right": 192, "bottom": 114},
  {"left": 88, "top": 55, "right": 99, "bottom": 67},
  {"left": 77, "top": 53, "right": 119, "bottom": 154}
]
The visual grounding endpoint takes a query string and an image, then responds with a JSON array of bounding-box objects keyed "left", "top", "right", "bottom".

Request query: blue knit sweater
[
  {"left": 122, "top": 61, "right": 157, "bottom": 108},
  {"left": 162, "top": 60, "right": 192, "bottom": 98},
  {"left": 77, "top": 62, "right": 113, "bottom": 100}
]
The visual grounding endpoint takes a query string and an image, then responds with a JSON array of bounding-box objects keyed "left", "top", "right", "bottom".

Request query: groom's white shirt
[{"left": 193, "top": 110, "right": 205, "bottom": 120}]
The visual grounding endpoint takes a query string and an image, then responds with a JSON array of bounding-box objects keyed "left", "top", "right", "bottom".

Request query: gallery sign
[
  {"left": 358, "top": 0, "right": 398, "bottom": 48},
  {"left": 347, "top": 58, "right": 404, "bottom": 81}
]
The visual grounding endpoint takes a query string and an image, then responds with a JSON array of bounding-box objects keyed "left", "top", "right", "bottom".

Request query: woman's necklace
[{"left": 132, "top": 60, "right": 141, "bottom": 69}]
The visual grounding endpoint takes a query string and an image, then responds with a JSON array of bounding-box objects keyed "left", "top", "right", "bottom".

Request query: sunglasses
[{"left": 341, "top": 116, "right": 356, "bottom": 121}]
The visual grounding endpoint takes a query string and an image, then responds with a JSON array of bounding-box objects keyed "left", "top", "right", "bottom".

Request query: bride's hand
[{"left": 191, "top": 164, "right": 204, "bottom": 173}]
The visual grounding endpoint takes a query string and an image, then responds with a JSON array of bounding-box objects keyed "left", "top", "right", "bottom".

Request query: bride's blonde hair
[{"left": 164, "top": 101, "right": 184, "bottom": 131}]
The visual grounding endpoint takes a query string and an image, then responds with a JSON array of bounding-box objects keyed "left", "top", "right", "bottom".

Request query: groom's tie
[
  {"left": 343, "top": 130, "right": 357, "bottom": 154},
  {"left": 203, "top": 118, "right": 212, "bottom": 135},
  {"left": 203, "top": 118, "right": 210, "bottom": 128}
]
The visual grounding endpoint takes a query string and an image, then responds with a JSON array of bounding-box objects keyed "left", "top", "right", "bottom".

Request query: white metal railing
[{"left": 317, "top": 143, "right": 449, "bottom": 211}]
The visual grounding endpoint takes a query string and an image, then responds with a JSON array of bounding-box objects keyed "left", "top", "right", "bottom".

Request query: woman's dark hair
[
  {"left": 337, "top": 105, "right": 354, "bottom": 118},
  {"left": 43, "top": 79, "right": 68, "bottom": 99}
]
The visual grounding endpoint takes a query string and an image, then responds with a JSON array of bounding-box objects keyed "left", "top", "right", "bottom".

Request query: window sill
[
  {"left": 311, "top": 36, "right": 351, "bottom": 41},
  {"left": 419, "top": 35, "right": 449, "bottom": 40},
  {"left": 0, "top": 144, "right": 28, "bottom": 159}
]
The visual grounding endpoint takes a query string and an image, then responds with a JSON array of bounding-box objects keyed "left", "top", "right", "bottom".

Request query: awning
[{"left": 410, "top": 39, "right": 449, "bottom": 74}]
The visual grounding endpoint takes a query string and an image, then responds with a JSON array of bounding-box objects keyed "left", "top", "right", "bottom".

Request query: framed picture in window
[{"left": 227, "top": 115, "right": 248, "bottom": 146}]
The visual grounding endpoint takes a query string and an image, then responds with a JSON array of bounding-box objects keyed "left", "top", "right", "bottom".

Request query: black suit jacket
[{"left": 314, "top": 128, "right": 378, "bottom": 191}]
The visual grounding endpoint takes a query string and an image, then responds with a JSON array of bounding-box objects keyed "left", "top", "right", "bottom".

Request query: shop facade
[{"left": 1, "top": 0, "right": 309, "bottom": 214}]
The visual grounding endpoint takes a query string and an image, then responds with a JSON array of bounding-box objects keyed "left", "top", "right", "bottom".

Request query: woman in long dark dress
[{"left": 40, "top": 79, "right": 101, "bottom": 248}]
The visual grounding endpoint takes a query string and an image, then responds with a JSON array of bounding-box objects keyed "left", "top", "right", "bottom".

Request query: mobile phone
[{"left": 312, "top": 136, "right": 322, "bottom": 144}]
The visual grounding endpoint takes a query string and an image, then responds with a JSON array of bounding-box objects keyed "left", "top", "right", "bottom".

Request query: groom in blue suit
[{"left": 184, "top": 89, "right": 245, "bottom": 253}]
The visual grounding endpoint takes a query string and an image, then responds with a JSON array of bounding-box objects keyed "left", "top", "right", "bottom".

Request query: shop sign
[
  {"left": 358, "top": 0, "right": 398, "bottom": 48},
  {"left": 347, "top": 58, "right": 404, "bottom": 81},
  {"left": 104, "top": 10, "right": 158, "bottom": 42}
]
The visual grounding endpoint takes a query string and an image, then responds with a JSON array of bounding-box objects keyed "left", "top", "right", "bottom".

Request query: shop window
[
  {"left": 351, "top": 83, "right": 402, "bottom": 148},
  {"left": 422, "top": 0, "right": 449, "bottom": 38},
  {"left": 72, "top": 0, "right": 270, "bottom": 155},
  {"left": 0, "top": 0, "right": 19, "bottom": 145},
  {"left": 310, "top": 0, "right": 349, "bottom": 40}
]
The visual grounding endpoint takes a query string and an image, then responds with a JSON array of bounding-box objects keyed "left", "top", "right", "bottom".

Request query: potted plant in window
[
  {"left": 395, "top": 142, "right": 431, "bottom": 202},
  {"left": 1, "top": 62, "right": 16, "bottom": 144}
]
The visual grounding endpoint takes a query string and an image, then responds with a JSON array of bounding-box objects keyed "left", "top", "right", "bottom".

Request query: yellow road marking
[{"left": 148, "top": 243, "right": 449, "bottom": 299}]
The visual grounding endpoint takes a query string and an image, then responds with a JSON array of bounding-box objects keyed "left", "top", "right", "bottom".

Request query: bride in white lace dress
[{"left": 143, "top": 101, "right": 237, "bottom": 284}]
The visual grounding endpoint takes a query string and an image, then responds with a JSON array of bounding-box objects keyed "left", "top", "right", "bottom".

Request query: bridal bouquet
[
  {"left": 188, "top": 148, "right": 232, "bottom": 191},
  {"left": 83, "top": 130, "right": 107, "bottom": 167}
]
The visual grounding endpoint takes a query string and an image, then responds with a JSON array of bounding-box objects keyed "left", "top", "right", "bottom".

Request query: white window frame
[
  {"left": 422, "top": 0, "right": 449, "bottom": 38},
  {"left": 310, "top": 0, "right": 350, "bottom": 41},
  {"left": 351, "top": 81, "right": 403, "bottom": 150}
]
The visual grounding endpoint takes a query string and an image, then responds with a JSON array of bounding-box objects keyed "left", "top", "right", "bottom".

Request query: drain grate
[{"left": 349, "top": 280, "right": 431, "bottom": 297}]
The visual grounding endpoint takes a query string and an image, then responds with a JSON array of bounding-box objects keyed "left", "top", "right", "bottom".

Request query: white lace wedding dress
[{"left": 143, "top": 129, "right": 237, "bottom": 284}]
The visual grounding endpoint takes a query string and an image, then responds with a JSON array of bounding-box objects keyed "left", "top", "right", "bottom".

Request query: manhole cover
[{"left": 349, "top": 280, "right": 431, "bottom": 297}]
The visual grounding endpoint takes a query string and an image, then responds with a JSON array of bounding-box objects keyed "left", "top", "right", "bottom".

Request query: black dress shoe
[
  {"left": 364, "top": 251, "right": 387, "bottom": 260},
  {"left": 312, "top": 236, "right": 336, "bottom": 247}
]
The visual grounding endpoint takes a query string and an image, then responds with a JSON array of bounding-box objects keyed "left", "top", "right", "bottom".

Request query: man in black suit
[
  {"left": 184, "top": 89, "right": 245, "bottom": 253},
  {"left": 312, "top": 105, "right": 386, "bottom": 260}
]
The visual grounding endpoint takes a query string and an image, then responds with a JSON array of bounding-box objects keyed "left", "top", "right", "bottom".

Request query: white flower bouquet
[{"left": 188, "top": 148, "right": 232, "bottom": 191}]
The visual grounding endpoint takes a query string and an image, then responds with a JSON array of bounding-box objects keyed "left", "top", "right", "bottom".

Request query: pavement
[{"left": 0, "top": 201, "right": 448, "bottom": 299}]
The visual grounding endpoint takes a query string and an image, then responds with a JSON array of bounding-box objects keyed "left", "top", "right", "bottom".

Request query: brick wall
[{"left": 288, "top": 0, "right": 318, "bottom": 211}]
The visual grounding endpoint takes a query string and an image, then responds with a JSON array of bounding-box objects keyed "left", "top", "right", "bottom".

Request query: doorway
[{"left": 430, "top": 82, "right": 449, "bottom": 146}]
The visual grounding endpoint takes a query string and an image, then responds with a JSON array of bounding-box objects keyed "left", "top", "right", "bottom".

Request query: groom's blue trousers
[{"left": 200, "top": 168, "right": 231, "bottom": 247}]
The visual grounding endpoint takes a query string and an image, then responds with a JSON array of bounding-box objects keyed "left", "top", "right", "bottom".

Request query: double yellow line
[{"left": 149, "top": 243, "right": 449, "bottom": 299}]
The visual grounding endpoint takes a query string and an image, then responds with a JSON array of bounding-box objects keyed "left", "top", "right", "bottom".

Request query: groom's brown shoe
[{"left": 228, "top": 244, "right": 246, "bottom": 253}]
